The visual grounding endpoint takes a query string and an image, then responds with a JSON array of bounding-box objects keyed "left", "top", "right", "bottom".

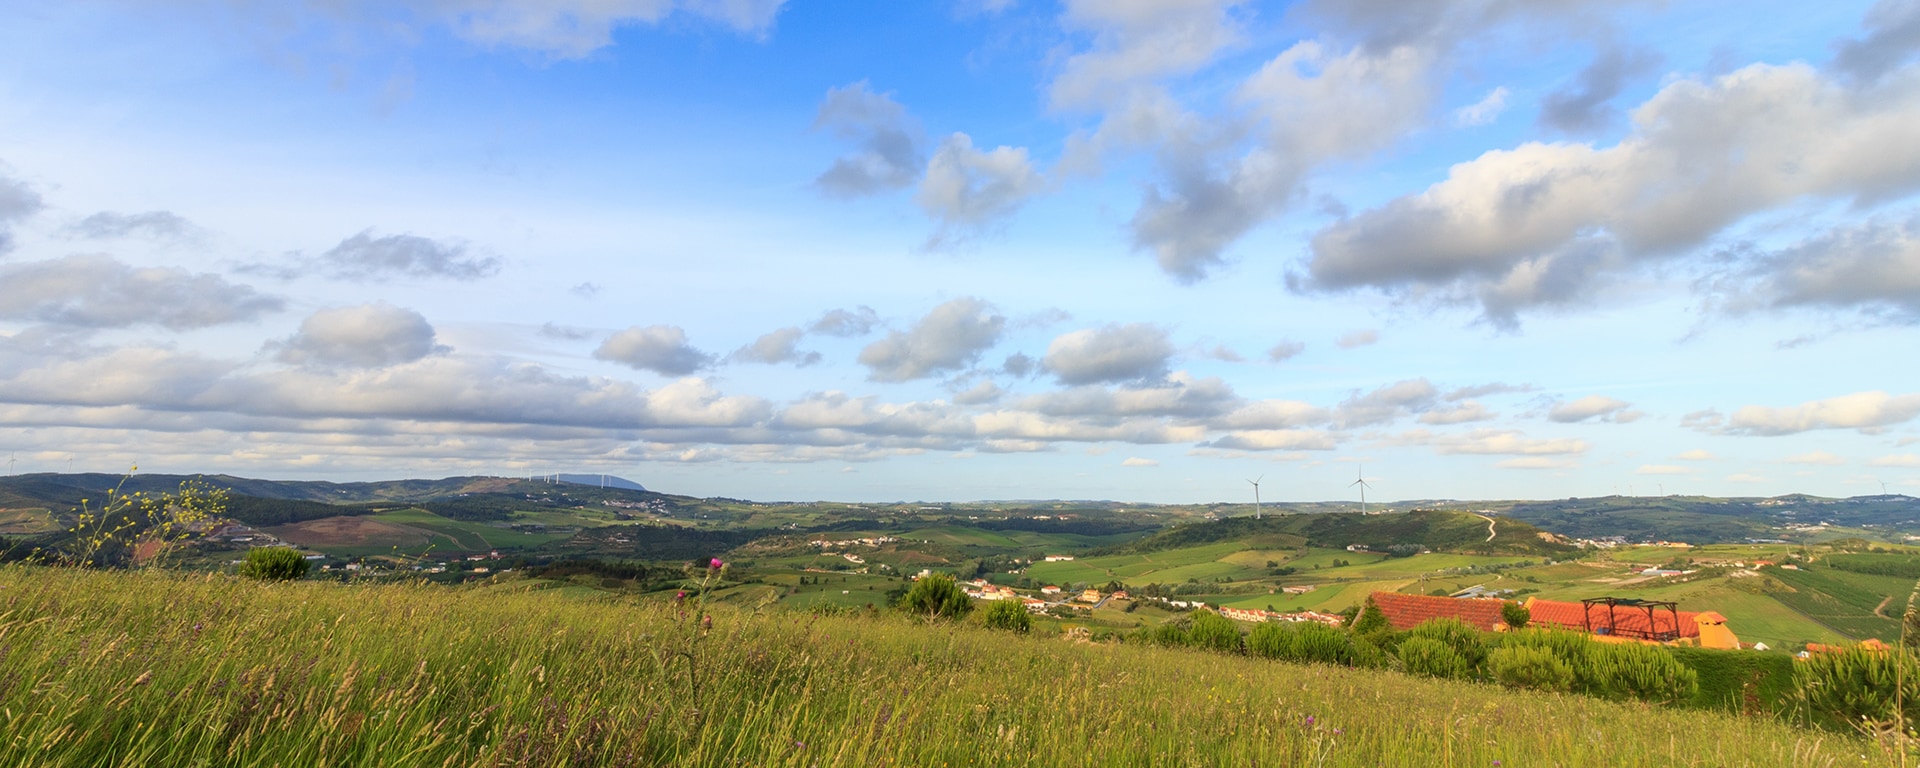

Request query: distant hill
[
  {"left": 551, "top": 474, "right": 646, "bottom": 491},
  {"left": 0, "top": 473, "right": 650, "bottom": 505},
  {"left": 1105, "top": 509, "right": 1575, "bottom": 557}
]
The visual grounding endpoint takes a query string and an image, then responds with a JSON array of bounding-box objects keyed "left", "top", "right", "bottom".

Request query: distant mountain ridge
[{"left": 0, "top": 472, "right": 647, "bottom": 507}]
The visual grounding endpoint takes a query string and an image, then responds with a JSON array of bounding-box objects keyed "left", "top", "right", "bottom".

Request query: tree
[
  {"left": 1502, "top": 601, "right": 1530, "bottom": 630},
  {"left": 240, "top": 547, "right": 311, "bottom": 581},
  {"left": 984, "top": 598, "right": 1031, "bottom": 633},
  {"left": 1350, "top": 596, "right": 1390, "bottom": 635},
  {"left": 899, "top": 574, "right": 972, "bottom": 621}
]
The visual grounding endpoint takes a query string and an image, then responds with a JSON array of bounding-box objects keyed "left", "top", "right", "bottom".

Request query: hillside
[
  {"left": 0, "top": 565, "right": 1878, "bottom": 767},
  {"left": 1109, "top": 509, "right": 1574, "bottom": 557}
]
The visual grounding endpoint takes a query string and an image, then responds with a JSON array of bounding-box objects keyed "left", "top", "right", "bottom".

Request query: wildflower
[
  {"left": 709, "top": 557, "right": 724, "bottom": 569},
  {"left": 675, "top": 590, "right": 688, "bottom": 602},
  {"left": 701, "top": 615, "right": 713, "bottom": 632}
]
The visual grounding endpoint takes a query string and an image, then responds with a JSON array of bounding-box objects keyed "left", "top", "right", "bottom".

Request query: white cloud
[
  {"left": 1726, "top": 472, "right": 1769, "bottom": 483},
  {"left": 858, "top": 298, "right": 1006, "bottom": 381},
  {"left": 0, "top": 170, "right": 41, "bottom": 254},
  {"left": 916, "top": 133, "right": 1044, "bottom": 245},
  {"left": 1418, "top": 400, "right": 1495, "bottom": 425},
  {"left": 397, "top": 0, "right": 788, "bottom": 58},
  {"left": 65, "top": 210, "right": 199, "bottom": 241},
  {"left": 1203, "top": 429, "right": 1340, "bottom": 451},
  {"left": 1781, "top": 451, "right": 1847, "bottom": 465},
  {"left": 812, "top": 81, "right": 924, "bottom": 197},
  {"left": 1635, "top": 464, "right": 1695, "bottom": 475},
  {"left": 0, "top": 254, "right": 283, "bottom": 330},
  {"left": 1724, "top": 390, "right": 1920, "bottom": 435},
  {"left": 1300, "top": 62, "right": 1920, "bottom": 326},
  {"left": 1870, "top": 453, "right": 1920, "bottom": 467},
  {"left": 594, "top": 325, "right": 715, "bottom": 375},
  {"left": 1335, "top": 329, "right": 1380, "bottom": 349},
  {"left": 1121, "top": 456, "right": 1159, "bottom": 467},
  {"left": 1497, "top": 457, "right": 1576, "bottom": 469},
  {"left": 1041, "top": 323, "right": 1174, "bottom": 385},
  {"left": 1419, "top": 428, "right": 1590, "bottom": 456},
  {"left": 1453, "top": 86, "right": 1510, "bottom": 126},
  {"left": 1336, "top": 378, "right": 1436, "bottom": 427},
  {"left": 729, "top": 327, "right": 820, "bottom": 366},
  {"left": 1548, "top": 395, "right": 1636, "bottom": 423},
  {"left": 316, "top": 230, "right": 500, "bottom": 281},
  {"left": 274, "top": 304, "right": 442, "bottom": 368},
  {"left": 1674, "top": 449, "right": 1718, "bottom": 461},
  {"left": 810, "top": 306, "right": 881, "bottom": 337},
  {"left": 1266, "top": 340, "right": 1306, "bottom": 362}
]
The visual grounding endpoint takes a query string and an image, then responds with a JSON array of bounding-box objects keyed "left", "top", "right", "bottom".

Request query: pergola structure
[{"left": 1580, "top": 596, "right": 1683, "bottom": 642}]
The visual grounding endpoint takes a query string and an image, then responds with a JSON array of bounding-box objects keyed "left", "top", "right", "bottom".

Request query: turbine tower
[
  {"left": 1350, "top": 466, "right": 1373, "bottom": 515},
  {"left": 1247, "top": 475, "right": 1264, "bottom": 520}
]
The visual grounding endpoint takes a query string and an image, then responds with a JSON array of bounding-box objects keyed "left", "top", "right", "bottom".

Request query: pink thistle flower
[{"left": 709, "top": 557, "right": 724, "bottom": 569}]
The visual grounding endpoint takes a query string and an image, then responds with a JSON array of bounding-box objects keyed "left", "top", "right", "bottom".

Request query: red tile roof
[
  {"left": 1525, "top": 598, "right": 1701, "bottom": 639},
  {"left": 1368, "top": 591, "right": 1507, "bottom": 632}
]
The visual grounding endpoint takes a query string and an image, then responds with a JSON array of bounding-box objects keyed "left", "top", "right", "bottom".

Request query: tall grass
[{"left": 0, "top": 565, "right": 1884, "bottom": 766}]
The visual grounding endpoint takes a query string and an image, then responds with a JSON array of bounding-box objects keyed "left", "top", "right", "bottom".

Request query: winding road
[{"left": 1469, "top": 513, "right": 1497, "bottom": 543}]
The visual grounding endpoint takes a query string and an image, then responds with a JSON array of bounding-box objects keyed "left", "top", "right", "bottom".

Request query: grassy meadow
[{"left": 0, "top": 565, "right": 1889, "bottom": 767}]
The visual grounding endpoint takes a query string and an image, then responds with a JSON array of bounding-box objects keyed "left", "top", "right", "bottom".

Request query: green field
[{"left": 0, "top": 565, "right": 1883, "bottom": 766}]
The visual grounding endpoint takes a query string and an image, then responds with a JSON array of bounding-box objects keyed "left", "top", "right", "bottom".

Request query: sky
[{"left": 1, "top": 0, "right": 1918, "bottom": 503}]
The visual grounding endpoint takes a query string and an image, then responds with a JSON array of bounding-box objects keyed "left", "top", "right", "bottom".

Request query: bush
[
  {"left": 1293, "top": 623, "right": 1362, "bottom": 667},
  {"left": 239, "top": 547, "right": 310, "bottom": 581},
  {"left": 1793, "top": 647, "right": 1920, "bottom": 734},
  {"left": 983, "top": 598, "right": 1031, "bottom": 633},
  {"left": 1406, "top": 618, "right": 1489, "bottom": 672},
  {"left": 1584, "top": 642, "right": 1698, "bottom": 705},
  {"left": 1488, "top": 646, "right": 1575, "bottom": 692},
  {"left": 1668, "top": 646, "right": 1797, "bottom": 715},
  {"left": 1247, "top": 622, "right": 1295, "bottom": 659},
  {"left": 1397, "top": 637, "right": 1471, "bottom": 679},
  {"left": 1187, "top": 610, "right": 1242, "bottom": 653},
  {"left": 898, "top": 574, "right": 972, "bottom": 621}
]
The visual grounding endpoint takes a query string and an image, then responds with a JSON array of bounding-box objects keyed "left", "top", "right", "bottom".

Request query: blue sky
[{"left": 1, "top": 0, "right": 1918, "bottom": 502}]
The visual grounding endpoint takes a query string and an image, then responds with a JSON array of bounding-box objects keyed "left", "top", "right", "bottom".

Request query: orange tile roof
[
  {"left": 1526, "top": 598, "right": 1700, "bottom": 639},
  {"left": 1368, "top": 591, "right": 1507, "bottom": 632}
]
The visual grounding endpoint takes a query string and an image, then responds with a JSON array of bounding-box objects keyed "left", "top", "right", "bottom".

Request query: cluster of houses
[
  {"left": 1216, "top": 607, "right": 1346, "bottom": 627},
  {"left": 959, "top": 580, "right": 1122, "bottom": 613},
  {"left": 1361, "top": 591, "right": 1746, "bottom": 650},
  {"left": 808, "top": 536, "right": 899, "bottom": 550}
]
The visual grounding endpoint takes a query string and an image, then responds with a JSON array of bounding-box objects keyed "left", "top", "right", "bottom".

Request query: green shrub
[
  {"left": 983, "top": 598, "right": 1031, "bottom": 633},
  {"left": 1187, "top": 610, "right": 1242, "bottom": 653},
  {"left": 1585, "top": 642, "right": 1698, "bottom": 705},
  {"left": 1397, "top": 637, "right": 1471, "bottom": 679},
  {"left": 1247, "top": 621, "right": 1295, "bottom": 659},
  {"left": 239, "top": 547, "right": 310, "bottom": 581},
  {"left": 899, "top": 574, "right": 972, "bottom": 621},
  {"left": 1668, "top": 646, "right": 1797, "bottom": 715},
  {"left": 1488, "top": 646, "right": 1574, "bottom": 692},
  {"left": 1293, "top": 623, "right": 1359, "bottom": 667},
  {"left": 1407, "top": 617, "right": 1489, "bottom": 672},
  {"left": 1499, "top": 628, "right": 1592, "bottom": 665},
  {"left": 1793, "top": 647, "right": 1920, "bottom": 734}
]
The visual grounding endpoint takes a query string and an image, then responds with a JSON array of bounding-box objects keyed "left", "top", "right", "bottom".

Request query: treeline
[
  {"left": 1824, "top": 553, "right": 1920, "bottom": 579},
  {"left": 966, "top": 518, "right": 1157, "bottom": 536}
]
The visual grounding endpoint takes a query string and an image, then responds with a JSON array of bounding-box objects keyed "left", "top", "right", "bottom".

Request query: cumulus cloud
[
  {"left": 858, "top": 298, "right": 1005, "bottom": 382},
  {"left": 1041, "top": 323, "right": 1174, "bottom": 385},
  {"left": 1121, "top": 456, "right": 1159, "bottom": 467},
  {"left": 916, "top": 133, "right": 1044, "bottom": 246},
  {"left": 1203, "top": 429, "right": 1340, "bottom": 451},
  {"left": 1426, "top": 428, "right": 1590, "bottom": 456},
  {"left": 728, "top": 327, "right": 820, "bottom": 366},
  {"left": 1734, "top": 212, "right": 1920, "bottom": 318},
  {"left": 538, "top": 322, "right": 594, "bottom": 341},
  {"left": 1418, "top": 400, "right": 1495, "bottom": 425},
  {"left": 316, "top": 230, "right": 501, "bottom": 281},
  {"left": 1722, "top": 390, "right": 1920, "bottom": 435},
  {"left": 1539, "top": 43, "right": 1661, "bottom": 134},
  {"left": 0, "top": 254, "right": 283, "bottom": 330},
  {"left": 337, "top": 0, "right": 789, "bottom": 59},
  {"left": 1266, "top": 340, "right": 1306, "bottom": 362},
  {"left": 65, "top": 210, "right": 199, "bottom": 241},
  {"left": 594, "top": 325, "right": 715, "bottom": 375},
  {"left": 1548, "top": 395, "right": 1638, "bottom": 423},
  {"left": 1022, "top": 373, "right": 1239, "bottom": 421},
  {"left": 1444, "top": 382, "right": 1533, "bottom": 401},
  {"left": 1336, "top": 378, "right": 1437, "bottom": 427},
  {"left": 812, "top": 81, "right": 924, "bottom": 197},
  {"left": 1049, "top": 0, "right": 1249, "bottom": 110},
  {"left": 1674, "top": 449, "right": 1719, "bottom": 461},
  {"left": 0, "top": 172, "right": 44, "bottom": 254},
  {"left": 1298, "top": 62, "right": 1920, "bottom": 326},
  {"left": 274, "top": 304, "right": 442, "bottom": 368},
  {"left": 1832, "top": 0, "right": 1920, "bottom": 83},
  {"left": 810, "top": 306, "right": 880, "bottom": 337},
  {"left": 953, "top": 380, "right": 1002, "bottom": 405},
  {"left": 1001, "top": 352, "right": 1037, "bottom": 377}
]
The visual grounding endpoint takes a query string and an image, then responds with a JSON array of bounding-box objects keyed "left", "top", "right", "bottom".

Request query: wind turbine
[
  {"left": 1350, "top": 466, "right": 1374, "bottom": 515},
  {"left": 6, "top": 453, "right": 13, "bottom": 476},
  {"left": 1247, "top": 475, "right": 1264, "bottom": 520}
]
